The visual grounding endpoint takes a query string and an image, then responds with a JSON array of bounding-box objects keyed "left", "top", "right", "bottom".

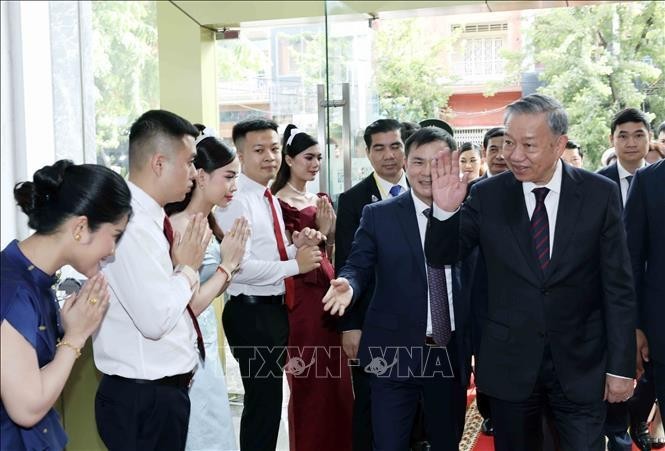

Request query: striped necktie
[{"left": 530, "top": 188, "right": 550, "bottom": 273}]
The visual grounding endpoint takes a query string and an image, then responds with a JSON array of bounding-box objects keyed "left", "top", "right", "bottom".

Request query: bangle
[
  {"left": 56, "top": 339, "right": 81, "bottom": 359},
  {"left": 216, "top": 264, "right": 234, "bottom": 283}
]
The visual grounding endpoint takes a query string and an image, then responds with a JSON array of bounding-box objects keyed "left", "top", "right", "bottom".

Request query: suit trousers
[
  {"left": 95, "top": 374, "right": 191, "bottom": 451},
  {"left": 222, "top": 299, "right": 289, "bottom": 451},
  {"left": 369, "top": 338, "right": 466, "bottom": 451},
  {"left": 653, "top": 360, "right": 665, "bottom": 417},
  {"left": 490, "top": 344, "right": 606, "bottom": 451},
  {"left": 350, "top": 365, "right": 373, "bottom": 451}
]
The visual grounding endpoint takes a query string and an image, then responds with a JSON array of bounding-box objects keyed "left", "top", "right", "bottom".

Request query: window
[{"left": 452, "top": 22, "right": 508, "bottom": 82}]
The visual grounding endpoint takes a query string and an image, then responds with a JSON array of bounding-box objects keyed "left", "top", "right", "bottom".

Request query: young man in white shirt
[
  {"left": 598, "top": 108, "right": 651, "bottom": 207},
  {"left": 93, "top": 110, "right": 212, "bottom": 450},
  {"left": 215, "top": 118, "right": 323, "bottom": 451}
]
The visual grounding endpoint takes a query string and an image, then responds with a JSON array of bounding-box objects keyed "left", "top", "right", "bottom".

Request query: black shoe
[
  {"left": 481, "top": 418, "right": 494, "bottom": 436},
  {"left": 631, "top": 421, "right": 653, "bottom": 451}
]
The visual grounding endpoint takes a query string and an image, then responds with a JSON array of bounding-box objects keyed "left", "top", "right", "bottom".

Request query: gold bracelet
[{"left": 56, "top": 339, "right": 82, "bottom": 359}]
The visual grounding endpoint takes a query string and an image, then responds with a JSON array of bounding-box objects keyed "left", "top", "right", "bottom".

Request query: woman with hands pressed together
[
  {"left": 272, "top": 124, "right": 353, "bottom": 451},
  {"left": 1, "top": 160, "right": 131, "bottom": 450}
]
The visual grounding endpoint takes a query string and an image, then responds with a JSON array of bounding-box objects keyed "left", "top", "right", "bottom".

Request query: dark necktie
[
  {"left": 626, "top": 175, "right": 633, "bottom": 187},
  {"left": 530, "top": 188, "right": 550, "bottom": 273},
  {"left": 163, "top": 216, "right": 206, "bottom": 361},
  {"left": 423, "top": 208, "right": 451, "bottom": 346},
  {"left": 389, "top": 185, "right": 402, "bottom": 197},
  {"left": 264, "top": 189, "right": 295, "bottom": 310}
]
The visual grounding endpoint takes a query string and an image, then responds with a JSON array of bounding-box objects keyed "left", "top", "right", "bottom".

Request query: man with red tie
[
  {"left": 215, "top": 118, "right": 323, "bottom": 451},
  {"left": 93, "top": 110, "right": 212, "bottom": 450}
]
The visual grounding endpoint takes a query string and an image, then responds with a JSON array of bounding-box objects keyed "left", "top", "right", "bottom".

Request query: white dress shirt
[
  {"left": 93, "top": 182, "right": 197, "bottom": 379},
  {"left": 412, "top": 191, "right": 455, "bottom": 334},
  {"left": 616, "top": 160, "right": 646, "bottom": 206},
  {"left": 214, "top": 173, "right": 299, "bottom": 296},
  {"left": 521, "top": 159, "right": 563, "bottom": 257},
  {"left": 374, "top": 172, "right": 409, "bottom": 200}
]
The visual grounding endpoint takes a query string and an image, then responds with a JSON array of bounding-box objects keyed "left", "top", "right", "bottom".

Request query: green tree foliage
[
  {"left": 373, "top": 19, "right": 456, "bottom": 122},
  {"left": 92, "top": 1, "right": 159, "bottom": 173},
  {"left": 503, "top": 1, "right": 665, "bottom": 169}
]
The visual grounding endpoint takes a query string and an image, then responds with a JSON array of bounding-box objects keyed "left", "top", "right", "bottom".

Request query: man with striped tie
[
  {"left": 424, "top": 94, "right": 636, "bottom": 451},
  {"left": 324, "top": 127, "right": 472, "bottom": 451}
]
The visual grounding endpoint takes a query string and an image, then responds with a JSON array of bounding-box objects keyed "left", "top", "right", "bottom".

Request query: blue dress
[
  {"left": 184, "top": 240, "right": 237, "bottom": 451},
  {"left": 1, "top": 240, "right": 68, "bottom": 450}
]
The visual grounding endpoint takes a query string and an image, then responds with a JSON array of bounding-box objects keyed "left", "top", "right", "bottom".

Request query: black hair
[
  {"left": 459, "top": 142, "right": 481, "bottom": 156},
  {"left": 165, "top": 125, "right": 236, "bottom": 242},
  {"left": 400, "top": 122, "right": 421, "bottom": 143},
  {"left": 128, "top": 110, "right": 199, "bottom": 170},
  {"left": 232, "top": 118, "right": 279, "bottom": 147},
  {"left": 363, "top": 119, "right": 402, "bottom": 148},
  {"left": 610, "top": 108, "right": 651, "bottom": 135},
  {"left": 271, "top": 124, "right": 318, "bottom": 195},
  {"left": 657, "top": 121, "right": 665, "bottom": 137},
  {"left": 565, "top": 139, "right": 584, "bottom": 157},
  {"left": 404, "top": 127, "right": 457, "bottom": 158},
  {"left": 482, "top": 127, "right": 506, "bottom": 150},
  {"left": 14, "top": 159, "right": 132, "bottom": 235}
]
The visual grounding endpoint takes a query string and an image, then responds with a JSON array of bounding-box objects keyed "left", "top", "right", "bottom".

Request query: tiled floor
[{"left": 224, "top": 342, "right": 291, "bottom": 451}]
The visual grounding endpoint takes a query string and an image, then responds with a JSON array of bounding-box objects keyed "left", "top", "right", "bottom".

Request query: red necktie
[
  {"left": 264, "top": 189, "right": 295, "bottom": 310},
  {"left": 163, "top": 216, "right": 206, "bottom": 361}
]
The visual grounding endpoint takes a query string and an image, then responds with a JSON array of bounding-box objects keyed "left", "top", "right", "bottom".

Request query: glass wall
[{"left": 91, "top": 1, "right": 160, "bottom": 176}]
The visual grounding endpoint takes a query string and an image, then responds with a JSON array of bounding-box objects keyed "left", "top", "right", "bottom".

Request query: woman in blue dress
[
  {"left": 1, "top": 160, "right": 132, "bottom": 450},
  {"left": 166, "top": 126, "right": 249, "bottom": 451}
]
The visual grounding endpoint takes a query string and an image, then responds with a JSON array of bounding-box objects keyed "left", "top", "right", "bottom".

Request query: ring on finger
[{"left": 88, "top": 297, "right": 98, "bottom": 305}]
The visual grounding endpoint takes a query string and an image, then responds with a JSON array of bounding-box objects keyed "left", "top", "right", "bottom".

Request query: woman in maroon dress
[{"left": 272, "top": 124, "right": 353, "bottom": 451}]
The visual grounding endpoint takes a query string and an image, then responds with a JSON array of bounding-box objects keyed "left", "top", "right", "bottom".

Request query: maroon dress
[{"left": 279, "top": 194, "right": 353, "bottom": 451}]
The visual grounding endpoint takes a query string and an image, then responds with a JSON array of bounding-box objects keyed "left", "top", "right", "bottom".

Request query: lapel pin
[{"left": 371, "top": 195, "right": 379, "bottom": 203}]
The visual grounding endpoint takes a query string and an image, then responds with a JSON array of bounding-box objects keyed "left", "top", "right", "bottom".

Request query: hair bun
[
  {"left": 33, "top": 160, "right": 74, "bottom": 200},
  {"left": 14, "top": 160, "right": 74, "bottom": 217}
]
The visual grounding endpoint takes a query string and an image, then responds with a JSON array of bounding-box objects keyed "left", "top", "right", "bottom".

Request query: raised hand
[
  {"left": 315, "top": 196, "right": 336, "bottom": 237},
  {"left": 220, "top": 217, "right": 250, "bottom": 272},
  {"left": 293, "top": 226, "right": 325, "bottom": 248},
  {"left": 296, "top": 245, "right": 322, "bottom": 274},
  {"left": 322, "top": 278, "right": 353, "bottom": 316},
  {"left": 60, "top": 273, "right": 110, "bottom": 347},
  {"left": 431, "top": 149, "right": 469, "bottom": 212},
  {"left": 172, "top": 213, "right": 212, "bottom": 269}
]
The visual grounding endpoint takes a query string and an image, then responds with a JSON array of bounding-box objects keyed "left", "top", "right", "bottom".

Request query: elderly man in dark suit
[{"left": 424, "top": 94, "right": 636, "bottom": 451}]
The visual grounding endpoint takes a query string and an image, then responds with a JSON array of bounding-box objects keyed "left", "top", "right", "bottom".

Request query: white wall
[{"left": 1, "top": 1, "right": 95, "bottom": 247}]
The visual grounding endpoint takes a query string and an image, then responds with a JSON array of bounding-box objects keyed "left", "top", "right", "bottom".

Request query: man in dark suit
[
  {"left": 597, "top": 108, "right": 650, "bottom": 207},
  {"left": 467, "top": 126, "right": 507, "bottom": 436},
  {"left": 424, "top": 94, "right": 636, "bottom": 451},
  {"left": 597, "top": 108, "right": 652, "bottom": 451},
  {"left": 335, "top": 118, "right": 408, "bottom": 450},
  {"left": 324, "top": 127, "right": 472, "bottom": 450},
  {"left": 624, "top": 160, "right": 665, "bottom": 434}
]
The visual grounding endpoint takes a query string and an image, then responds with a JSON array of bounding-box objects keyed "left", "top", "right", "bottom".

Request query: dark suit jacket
[
  {"left": 425, "top": 163, "right": 636, "bottom": 403},
  {"left": 597, "top": 163, "right": 623, "bottom": 204},
  {"left": 339, "top": 191, "right": 472, "bottom": 385},
  {"left": 624, "top": 160, "right": 665, "bottom": 364},
  {"left": 335, "top": 173, "right": 382, "bottom": 331}
]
